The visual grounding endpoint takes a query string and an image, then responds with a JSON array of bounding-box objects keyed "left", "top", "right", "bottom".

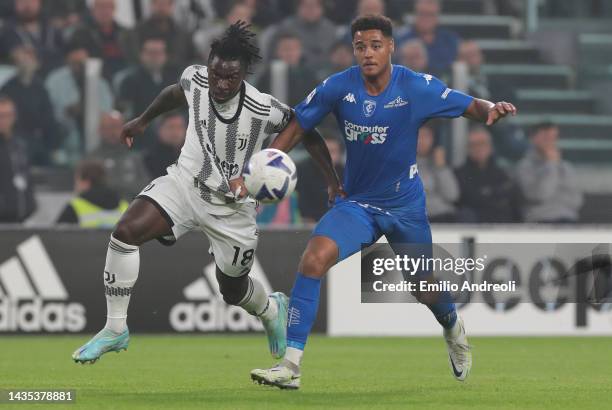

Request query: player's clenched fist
[
  {"left": 486, "top": 102, "right": 517, "bottom": 126},
  {"left": 229, "top": 177, "right": 248, "bottom": 200},
  {"left": 120, "top": 117, "right": 148, "bottom": 148}
]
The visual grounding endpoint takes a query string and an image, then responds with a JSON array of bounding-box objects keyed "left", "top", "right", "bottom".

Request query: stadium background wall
[
  {"left": 2, "top": 227, "right": 612, "bottom": 335},
  {"left": 0, "top": 229, "right": 326, "bottom": 334}
]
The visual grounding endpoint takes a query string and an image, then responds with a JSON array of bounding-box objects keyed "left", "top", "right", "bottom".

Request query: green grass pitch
[{"left": 1, "top": 335, "right": 610, "bottom": 409}]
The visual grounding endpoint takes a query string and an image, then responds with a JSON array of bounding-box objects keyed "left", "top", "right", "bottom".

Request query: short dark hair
[
  {"left": 76, "top": 159, "right": 106, "bottom": 186},
  {"left": 140, "top": 35, "right": 167, "bottom": 50},
  {"left": 209, "top": 20, "right": 261, "bottom": 73},
  {"left": 529, "top": 121, "right": 558, "bottom": 137},
  {"left": 351, "top": 15, "right": 393, "bottom": 39}
]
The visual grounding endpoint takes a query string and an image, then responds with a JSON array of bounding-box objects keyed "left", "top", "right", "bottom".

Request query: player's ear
[{"left": 389, "top": 38, "right": 395, "bottom": 54}]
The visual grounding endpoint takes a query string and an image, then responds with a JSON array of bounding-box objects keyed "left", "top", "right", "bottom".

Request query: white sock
[
  {"left": 284, "top": 347, "right": 303, "bottom": 369},
  {"left": 103, "top": 235, "right": 139, "bottom": 334},
  {"left": 238, "top": 277, "right": 278, "bottom": 321}
]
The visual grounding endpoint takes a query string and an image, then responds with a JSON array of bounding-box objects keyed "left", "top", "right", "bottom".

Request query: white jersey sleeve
[
  {"left": 266, "top": 96, "right": 293, "bottom": 134},
  {"left": 179, "top": 65, "right": 208, "bottom": 99}
]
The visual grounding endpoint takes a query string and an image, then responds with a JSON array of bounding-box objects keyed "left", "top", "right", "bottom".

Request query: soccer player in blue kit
[{"left": 251, "top": 15, "right": 517, "bottom": 389}]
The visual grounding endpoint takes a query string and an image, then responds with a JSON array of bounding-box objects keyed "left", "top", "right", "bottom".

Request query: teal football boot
[{"left": 72, "top": 328, "right": 129, "bottom": 364}]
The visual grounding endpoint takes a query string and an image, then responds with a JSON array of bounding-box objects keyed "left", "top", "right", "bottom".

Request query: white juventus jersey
[{"left": 177, "top": 65, "right": 292, "bottom": 204}]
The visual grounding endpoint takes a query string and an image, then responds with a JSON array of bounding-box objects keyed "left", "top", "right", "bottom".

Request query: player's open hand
[
  {"left": 120, "top": 117, "right": 148, "bottom": 149},
  {"left": 486, "top": 102, "right": 517, "bottom": 126},
  {"left": 230, "top": 177, "right": 248, "bottom": 200},
  {"left": 328, "top": 182, "right": 347, "bottom": 206}
]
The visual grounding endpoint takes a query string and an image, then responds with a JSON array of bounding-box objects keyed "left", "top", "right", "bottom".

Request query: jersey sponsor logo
[
  {"left": 384, "top": 96, "right": 409, "bottom": 109},
  {"left": 343, "top": 93, "right": 357, "bottom": 104},
  {"left": 344, "top": 121, "right": 389, "bottom": 144},
  {"left": 169, "top": 259, "right": 271, "bottom": 332},
  {"left": 0, "top": 236, "right": 86, "bottom": 332},
  {"left": 441, "top": 88, "right": 452, "bottom": 100},
  {"left": 423, "top": 74, "right": 433, "bottom": 85},
  {"left": 362, "top": 99, "right": 377, "bottom": 117},
  {"left": 305, "top": 88, "right": 317, "bottom": 104}
]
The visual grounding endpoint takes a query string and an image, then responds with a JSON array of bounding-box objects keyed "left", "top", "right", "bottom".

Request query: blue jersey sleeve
[
  {"left": 413, "top": 74, "right": 473, "bottom": 122},
  {"left": 294, "top": 75, "right": 342, "bottom": 131}
]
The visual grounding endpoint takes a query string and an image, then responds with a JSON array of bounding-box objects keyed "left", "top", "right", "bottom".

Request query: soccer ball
[{"left": 243, "top": 148, "right": 297, "bottom": 203}]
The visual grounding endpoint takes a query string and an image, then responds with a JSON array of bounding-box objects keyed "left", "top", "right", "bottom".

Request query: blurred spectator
[
  {"left": 266, "top": 0, "right": 337, "bottom": 69},
  {"left": 144, "top": 112, "right": 186, "bottom": 178},
  {"left": 516, "top": 122, "right": 583, "bottom": 223},
  {"left": 397, "top": 0, "right": 460, "bottom": 73},
  {"left": 336, "top": 0, "right": 383, "bottom": 43},
  {"left": 46, "top": 40, "right": 113, "bottom": 165},
  {"left": 57, "top": 159, "right": 128, "bottom": 227},
  {"left": 0, "top": 96, "right": 36, "bottom": 223},
  {"left": 328, "top": 0, "right": 388, "bottom": 25},
  {"left": 458, "top": 40, "right": 520, "bottom": 160},
  {"left": 458, "top": 40, "right": 490, "bottom": 100},
  {"left": 399, "top": 39, "right": 429, "bottom": 73},
  {"left": 416, "top": 124, "right": 459, "bottom": 222},
  {"left": 356, "top": 0, "right": 386, "bottom": 17},
  {"left": 43, "top": 0, "right": 87, "bottom": 33},
  {"left": 136, "top": 0, "right": 193, "bottom": 67},
  {"left": 458, "top": 40, "right": 514, "bottom": 102},
  {"left": 193, "top": 0, "right": 254, "bottom": 61},
  {"left": 0, "top": 0, "right": 65, "bottom": 72},
  {"left": 245, "top": 0, "right": 285, "bottom": 28},
  {"left": 174, "top": 0, "right": 217, "bottom": 32},
  {"left": 1, "top": 43, "right": 60, "bottom": 165},
  {"left": 455, "top": 127, "right": 522, "bottom": 223},
  {"left": 316, "top": 40, "right": 354, "bottom": 80},
  {"left": 88, "top": 111, "right": 150, "bottom": 199},
  {"left": 75, "top": 0, "right": 138, "bottom": 81},
  {"left": 256, "top": 32, "right": 318, "bottom": 106},
  {"left": 296, "top": 135, "right": 344, "bottom": 223},
  {"left": 116, "top": 37, "right": 177, "bottom": 126}
]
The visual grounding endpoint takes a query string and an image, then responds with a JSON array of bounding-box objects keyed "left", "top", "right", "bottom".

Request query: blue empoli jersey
[{"left": 295, "top": 65, "right": 473, "bottom": 209}]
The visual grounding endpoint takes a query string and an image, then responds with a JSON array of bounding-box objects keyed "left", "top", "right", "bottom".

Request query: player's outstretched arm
[
  {"left": 270, "top": 117, "right": 345, "bottom": 203},
  {"left": 463, "top": 98, "right": 517, "bottom": 126},
  {"left": 120, "top": 84, "right": 187, "bottom": 148}
]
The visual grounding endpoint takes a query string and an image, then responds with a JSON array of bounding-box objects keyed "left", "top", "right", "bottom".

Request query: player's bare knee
[{"left": 112, "top": 221, "right": 140, "bottom": 246}]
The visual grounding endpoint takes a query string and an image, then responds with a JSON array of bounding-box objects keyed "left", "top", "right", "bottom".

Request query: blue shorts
[{"left": 312, "top": 199, "right": 432, "bottom": 263}]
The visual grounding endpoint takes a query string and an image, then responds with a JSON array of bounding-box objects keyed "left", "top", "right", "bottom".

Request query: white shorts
[{"left": 137, "top": 165, "right": 258, "bottom": 277}]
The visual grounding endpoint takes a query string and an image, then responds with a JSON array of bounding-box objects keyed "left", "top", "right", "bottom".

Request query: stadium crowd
[{"left": 0, "top": 0, "right": 585, "bottom": 226}]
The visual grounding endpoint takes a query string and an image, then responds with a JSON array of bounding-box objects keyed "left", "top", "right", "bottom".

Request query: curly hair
[{"left": 208, "top": 20, "right": 261, "bottom": 73}]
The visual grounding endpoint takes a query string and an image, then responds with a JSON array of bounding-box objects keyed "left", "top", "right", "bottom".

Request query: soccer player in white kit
[{"left": 72, "top": 22, "right": 338, "bottom": 364}]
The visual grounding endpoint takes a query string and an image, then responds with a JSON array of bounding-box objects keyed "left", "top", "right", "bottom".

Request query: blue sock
[
  {"left": 286, "top": 272, "right": 321, "bottom": 350},
  {"left": 426, "top": 291, "right": 457, "bottom": 329}
]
